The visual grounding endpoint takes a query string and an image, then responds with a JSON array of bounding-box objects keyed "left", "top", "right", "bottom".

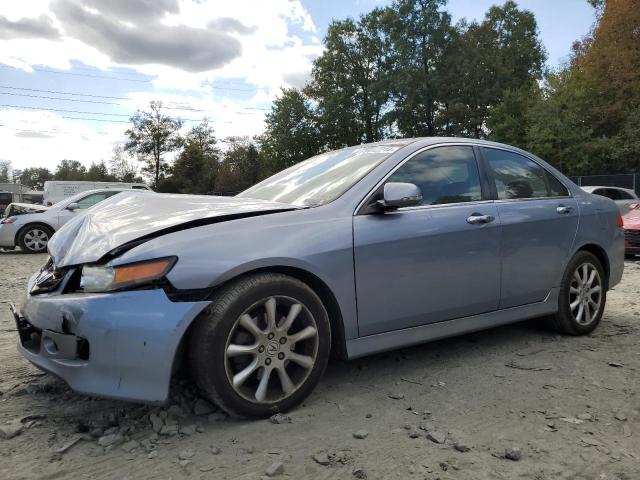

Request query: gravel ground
[{"left": 0, "top": 250, "right": 639, "bottom": 480}]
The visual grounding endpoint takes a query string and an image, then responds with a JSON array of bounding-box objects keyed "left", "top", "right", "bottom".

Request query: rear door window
[
  {"left": 484, "top": 148, "right": 567, "bottom": 199},
  {"left": 387, "top": 146, "right": 482, "bottom": 206}
]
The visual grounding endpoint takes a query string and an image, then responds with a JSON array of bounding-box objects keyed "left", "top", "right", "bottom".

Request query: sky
[{"left": 0, "top": 0, "right": 597, "bottom": 174}]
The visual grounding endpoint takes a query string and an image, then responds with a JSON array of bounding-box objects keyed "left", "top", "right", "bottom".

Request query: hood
[
  {"left": 48, "top": 192, "right": 297, "bottom": 267},
  {"left": 10, "top": 202, "right": 49, "bottom": 211}
]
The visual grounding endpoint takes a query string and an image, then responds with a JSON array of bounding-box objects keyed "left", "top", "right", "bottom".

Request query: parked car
[
  {"left": 622, "top": 203, "right": 640, "bottom": 256},
  {"left": 12, "top": 138, "right": 624, "bottom": 418},
  {"left": 0, "top": 189, "right": 130, "bottom": 253},
  {"left": 581, "top": 186, "right": 639, "bottom": 215},
  {"left": 43, "top": 181, "right": 151, "bottom": 206}
]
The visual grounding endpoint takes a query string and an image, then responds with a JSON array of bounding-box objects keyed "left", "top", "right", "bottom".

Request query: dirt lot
[{"left": 0, "top": 250, "right": 638, "bottom": 480}]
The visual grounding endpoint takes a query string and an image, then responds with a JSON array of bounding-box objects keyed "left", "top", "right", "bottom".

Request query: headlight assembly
[{"left": 81, "top": 257, "right": 176, "bottom": 293}]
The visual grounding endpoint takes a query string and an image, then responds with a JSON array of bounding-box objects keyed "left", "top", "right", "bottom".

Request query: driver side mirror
[
  {"left": 377, "top": 182, "right": 423, "bottom": 211},
  {"left": 66, "top": 202, "right": 80, "bottom": 211}
]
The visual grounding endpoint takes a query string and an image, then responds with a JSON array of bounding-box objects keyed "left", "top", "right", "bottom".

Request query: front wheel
[
  {"left": 188, "top": 273, "right": 331, "bottom": 418},
  {"left": 550, "top": 251, "right": 606, "bottom": 335},
  {"left": 17, "top": 224, "right": 53, "bottom": 253}
]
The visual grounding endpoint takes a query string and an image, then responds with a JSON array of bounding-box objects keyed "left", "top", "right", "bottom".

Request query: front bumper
[
  {"left": 15, "top": 276, "right": 210, "bottom": 403},
  {"left": 0, "top": 223, "right": 17, "bottom": 248}
]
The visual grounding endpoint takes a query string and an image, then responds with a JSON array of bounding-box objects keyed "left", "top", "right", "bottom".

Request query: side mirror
[
  {"left": 66, "top": 202, "right": 80, "bottom": 211},
  {"left": 377, "top": 182, "right": 423, "bottom": 210}
]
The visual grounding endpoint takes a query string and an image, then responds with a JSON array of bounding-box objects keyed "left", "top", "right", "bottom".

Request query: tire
[
  {"left": 17, "top": 224, "right": 53, "bottom": 253},
  {"left": 188, "top": 273, "right": 331, "bottom": 418},
  {"left": 549, "top": 251, "right": 606, "bottom": 335}
]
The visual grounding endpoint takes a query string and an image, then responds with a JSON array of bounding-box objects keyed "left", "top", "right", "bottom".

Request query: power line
[
  {"left": 0, "top": 103, "right": 233, "bottom": 122},
  {"left": 0, "top": 65, "right": 262, "bottom": 92},
  {"left": 0, "top": 91, "right": 268, "bottom": 115},
  {"left": 0, "top": 85, "right": 272, "bottom": 112}
]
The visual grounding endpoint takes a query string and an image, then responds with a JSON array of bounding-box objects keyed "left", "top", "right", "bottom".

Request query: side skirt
[{"left": 345, "top": 287, "right": 559, "bottom": 359}]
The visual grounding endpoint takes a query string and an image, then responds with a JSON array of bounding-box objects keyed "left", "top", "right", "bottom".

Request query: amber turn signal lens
[{"left": 112, "top": 258, "right": 175, "bottom": 288}]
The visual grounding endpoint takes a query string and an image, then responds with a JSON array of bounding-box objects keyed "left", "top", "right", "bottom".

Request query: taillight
[
  {"left": 0, "top": 216, "right": 17, "bottom": 224},
  {"left": 617, "top": 213, "right": 624, "bottom": 227}
]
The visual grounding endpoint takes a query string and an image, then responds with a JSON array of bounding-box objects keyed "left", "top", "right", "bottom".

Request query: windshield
[{"left": 238, "top": 145, "right": 400, "bottom": 207}]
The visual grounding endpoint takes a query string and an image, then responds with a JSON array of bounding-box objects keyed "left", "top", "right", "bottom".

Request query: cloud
[
  {"left": 50, "top": 0, "right": 242, "bottom": 72},
  {"left": 81, "top": 0, "right": 179, "bottom": 21},
  {"left": 14, "top": 131, "right": 55, "bottom": 139},
  {"left": 207, "top": 17, "right": 257, "bottom": 35},
  {"left": 282, "top": 70, "right": 311, "bottom": 89},
  {"left": 0, "top": 14, "right": 60, "bottom": 40}
]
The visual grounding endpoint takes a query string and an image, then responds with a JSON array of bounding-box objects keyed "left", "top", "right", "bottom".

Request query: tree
[
  {"left": 307, "top": 8, "right": 393, "bottom": 148},
  {"left": 448, "top": 1, "right": 545, "bottom": 138},
  {"left": 169, "top": 143, "right": 218, "bottom": 194},
  {"left": 109, "top": 145, "right": 141, "bottom": 182},
  {"left": 258, "top": 88, "right": 320, "bottom": 177},
  {"left": 185, "top": 120, "right": 219, "bottom": 158},
  {"left": 0, "top": 160, "right": 9, "bottom": 182},
  {"left": 86, "top": 161, "right": 114, "bottom": 181},
  {"left": 215, "top": 137, "right": 261, "bottom": 193},
  {"left": 54, "top": 160, "right": 86, "bottom": 180},
  {"left": 385, "top": 0, "right": 454, "bottom": 136},
  {"left": 124, "top": 101, "right": 183, "bottom": 187},
  {"left": 522, "top": 0, "right": 640, "bottom": 175},
  {"left": 18, "top": 167, "right": 53, "bottom": 190}
]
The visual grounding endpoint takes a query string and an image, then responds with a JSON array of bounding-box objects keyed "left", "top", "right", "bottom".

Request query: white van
[{"left": 43, "top": 181, "right": 151, "bottom": 206}]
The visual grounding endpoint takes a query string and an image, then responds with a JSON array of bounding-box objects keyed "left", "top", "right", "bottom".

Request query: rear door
[
  {"left": 353, "top": 145, "right": 501, "bottom": 336},
  {"left": 481, "top": 147, "right": 579, "bottom": 309}
]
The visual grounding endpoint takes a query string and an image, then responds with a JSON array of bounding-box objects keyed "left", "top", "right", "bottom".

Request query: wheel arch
[
  {"left": 575, "top": 243, "right": 610, "bottom": 289},
  {"left": 172, "top": 265, "right": 348, "bottom": 379},
  {"left": 16, "top": 221, "right": 55, "bottom": 244}
]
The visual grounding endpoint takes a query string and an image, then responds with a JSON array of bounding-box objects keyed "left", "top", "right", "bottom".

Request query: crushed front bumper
[{"left": 14, "top": 276, "right": 210, "bottom": 403}]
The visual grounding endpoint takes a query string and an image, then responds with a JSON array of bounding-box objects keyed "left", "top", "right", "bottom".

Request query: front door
[
  {"left": 481, "top": 147, "right": 579, "bottom": 309},
  {"left": 353, "top": 145, "right": 501, "bottom": 337}
]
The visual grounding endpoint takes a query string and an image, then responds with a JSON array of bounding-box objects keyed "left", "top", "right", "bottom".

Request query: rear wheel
[
  {"left": 189, "top": 273, "right": 331, "bottom": 418},
  {"left": 17, "top": 224, "right": 53, "bottom": 253},
  {"left": 550, "top": 251, "right": 606, "bottom": 335}
]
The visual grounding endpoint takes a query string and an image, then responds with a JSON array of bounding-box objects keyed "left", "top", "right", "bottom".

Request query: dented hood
[{"left": 48, "top": 192, "right": 297, "bottom": 267}]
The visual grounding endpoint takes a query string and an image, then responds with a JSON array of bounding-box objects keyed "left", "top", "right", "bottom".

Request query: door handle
[
  {"left": 467, "top": 213, "right": 495, "bottom": 225},
  {"left": 556, "top": 205, "right": 574, "bottom": 214}
]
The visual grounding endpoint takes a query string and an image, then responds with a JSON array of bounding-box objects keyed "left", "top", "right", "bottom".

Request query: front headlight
[{"left": 81, "top": 257, "right": 176, "bottom": 293}]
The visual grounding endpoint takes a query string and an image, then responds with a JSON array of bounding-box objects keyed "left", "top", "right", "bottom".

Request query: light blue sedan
[{"left": 12, "top": 138, "right": 624, "bottom": 418}]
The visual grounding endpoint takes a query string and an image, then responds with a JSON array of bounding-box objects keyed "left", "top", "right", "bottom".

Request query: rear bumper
[{"left": 16, "top": 279, "right": 210, "bottom": 403}]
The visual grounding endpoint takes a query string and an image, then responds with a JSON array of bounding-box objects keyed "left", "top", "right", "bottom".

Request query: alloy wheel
[
  {"left": 224, "top": 296, "right": 319, "bottom": 403},
  {"left": 23, "top": 229, "right": 49, "bottom": 252},
  {"left": 569, "top": 262, "right": 602, "bottom": 325}
]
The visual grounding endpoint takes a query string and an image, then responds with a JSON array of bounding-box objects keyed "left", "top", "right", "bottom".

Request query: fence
[{"left": 569, "top": 174, "right": 640, "bottom": 196}]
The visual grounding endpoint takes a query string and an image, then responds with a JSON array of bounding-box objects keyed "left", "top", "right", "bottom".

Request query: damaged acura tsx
[{"left": 11, "top": 138, "right": 624, "bottom": 418}]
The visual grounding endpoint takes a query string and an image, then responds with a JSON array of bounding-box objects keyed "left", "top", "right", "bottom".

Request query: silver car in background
[
  {"left": 0, "top": 189, "right": 127, "bottom": 253},
  {"left": 12, "top": 138, "right": 624, "bottom": 418},
  {"left": 581, "top": 186, "right": 639, "bottom": 215}
]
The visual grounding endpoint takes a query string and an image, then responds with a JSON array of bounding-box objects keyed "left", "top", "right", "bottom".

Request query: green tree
[
  {"left": 385, "top": 0, "right": 454, "bottom": 136},
  {"left": 54, "top": 160, "right": 86, "bottom": 180},
  {"left": 109, "top": 145, "right": 141, "bottom": 182},
  {"left": 86, "top": 160, "right": 115, "bottom": 181},
  {"left": 307, "top": 8, "right": 392, "bottom": 148},
  {"left": 0, "top": 160, "right": 9, "bottom": 182},
  {"left": 449, "top": 1, "right": 545, "bottom": 138},
  {"left": 124, "top": 101, "right": 183, "bottom": 187},
  {"left": 215, "top": 137, "right": 260, "bottom": 193},
  {"left": 18, "top": 167, "right": 53, "bottom": 190},
  {"left": 169, "top": 143, "right": 218, "bottom": 194},
  {"left": 185, "top": 119, "right": 219, "bottom": 158},
  {"left": 258, "top": 88, "right": 320, "bottom": 177}
]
